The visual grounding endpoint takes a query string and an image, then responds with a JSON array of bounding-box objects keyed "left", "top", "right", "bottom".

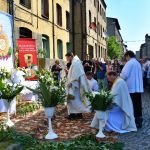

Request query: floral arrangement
[
  {"left": 27, "top": 70, "right": 66, "bottom": 107},
  {"left": 0, "top": 81, "right": 23, "bottom": 103},
  {"left": 86, "top": 90, "right": 113, "bottom": 111},
  {"left": 85, "top": 80, "right": 114, "bottom": 111},
  {"left": 0, "top": 68, "right": 11, "bottom": 81}
]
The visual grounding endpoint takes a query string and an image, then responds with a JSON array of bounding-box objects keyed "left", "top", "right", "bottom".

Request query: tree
[{"left": 107, "top": 36, "right": 123, "bottom": 59}]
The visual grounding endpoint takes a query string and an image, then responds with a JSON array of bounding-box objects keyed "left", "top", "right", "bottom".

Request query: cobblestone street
[{"left": 119, "top": 90, "right": 150, "bottom": 150}]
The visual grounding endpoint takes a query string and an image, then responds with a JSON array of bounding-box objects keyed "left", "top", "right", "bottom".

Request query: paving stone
[{"left": 119, "top": 90, "right": 150, "bottom": 150}]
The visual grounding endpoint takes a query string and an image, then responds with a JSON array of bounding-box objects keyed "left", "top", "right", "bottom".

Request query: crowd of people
[{"left": 50, "top": 50, "right": 149, "bottom": 133}]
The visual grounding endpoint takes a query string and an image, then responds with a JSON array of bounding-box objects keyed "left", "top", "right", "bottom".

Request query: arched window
[
  {"left": 56, "top": 4, "right": 62, "bottom": 26},
  {"left": 41, "top": 0, "right": 49, "bottom": 18},
  {"left": 19, "top": 27, "right": 32, "bottom": 38},
  {"left": 42, "top": 34, "right": 50, "bottom": 58},
  {"left": 57, "top": 39, "right": 63, "bottom": 59}
]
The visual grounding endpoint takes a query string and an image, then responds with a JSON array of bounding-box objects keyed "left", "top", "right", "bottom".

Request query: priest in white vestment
[
  {"left": 65, "top": 52, "right": 91, "bottom": 119},
  {"left": 91, "top": 71, "right": 137, "bottom": 133},
  {"left": 105, "top": 71, "right": 137, "bottom": 133}
]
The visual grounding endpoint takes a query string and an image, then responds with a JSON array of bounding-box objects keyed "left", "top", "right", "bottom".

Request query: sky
[{"left": 106, "top": 0, "right": 150, "bottom": 52}]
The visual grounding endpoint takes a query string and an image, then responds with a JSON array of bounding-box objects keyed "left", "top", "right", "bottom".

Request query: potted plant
[
  {"left": 0, "top": 80, "right": 23, "bottom": 127},
  {"left": 27, "top": 70, "right": 65, "bottom": 139},
  {"left": 86, "top": 90, "right": 113, "bottom": 138}
]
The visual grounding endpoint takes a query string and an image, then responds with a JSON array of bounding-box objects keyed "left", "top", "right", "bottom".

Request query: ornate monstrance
[{"left": 0, "top": 24, "right": 9, "bottom": 57}]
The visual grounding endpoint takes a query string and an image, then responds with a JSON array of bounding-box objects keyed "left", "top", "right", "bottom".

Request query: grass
[{"left": 0, "top": 140, "right": 13, "bottom": 150}]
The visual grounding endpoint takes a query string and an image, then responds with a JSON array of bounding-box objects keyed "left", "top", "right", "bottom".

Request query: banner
[
  {"left": 0, "top": 11, "right": 14, "bottom": 70},
  {"left": 17, "top": 38, "right": 37, "bottom": 68}
]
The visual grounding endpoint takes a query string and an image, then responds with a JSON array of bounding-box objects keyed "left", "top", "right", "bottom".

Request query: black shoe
[
  {"left": 65, "top": 114, "right": 77, "bottom": 120},
  {"left": 75, "top": 113, "right": 83, "bottom": 119},
  {"left": 135, "top": 117, "right": 143, "bottom": 129}
]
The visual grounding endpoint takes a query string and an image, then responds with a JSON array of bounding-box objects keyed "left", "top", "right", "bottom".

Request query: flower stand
[
  {"left": 95, "top": 110, "right": 108, "bottom": 138},
  {"left": 5, "top": 100, "right": 15, "bottom": 127},
  {"left": 44, "top": 107, "right": 58, "bottom": 140}
]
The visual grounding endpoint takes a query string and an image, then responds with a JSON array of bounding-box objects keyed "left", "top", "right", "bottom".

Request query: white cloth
[
  {"left": 105, "top": 105, "right": 130, "bottom": 133},
  {"left": 21, "top": 81, "right": 39, "bottom": 101},
  {"left": 120, "top": 58, "right": 143, "bottom": 93},
  {"left": 87, "top": 78, "right": 99, "bottom": 92},
  {"left": 67, "top": 56, "right": 91, "bottom": 114},
  {"left": 0, "top": 98, "right": 16, "bottom": 114}
]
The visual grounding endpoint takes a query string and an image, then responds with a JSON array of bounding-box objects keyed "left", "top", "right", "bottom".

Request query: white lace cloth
[{"left": 21, "top": 81, "right": 39, "bottom": 101}]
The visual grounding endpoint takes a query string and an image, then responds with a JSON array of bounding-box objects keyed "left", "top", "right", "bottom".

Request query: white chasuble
[{"left": 67, "top": 56, "right": 91, "bottom": 114}]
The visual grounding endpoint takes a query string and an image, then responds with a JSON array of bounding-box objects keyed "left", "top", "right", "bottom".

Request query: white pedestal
[
  {"left": 4, "top": 101, "right": 15, "bottom": 127},
  {"left": 44, "top": 107, "right": 58, "bottom": 140},
  {"left": 95, "top": 110, "right": 108, "bottom": 138}
]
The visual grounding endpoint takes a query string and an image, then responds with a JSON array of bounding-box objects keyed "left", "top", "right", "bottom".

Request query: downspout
[
  {"left": 36, "top": 0, "right": 38, "bottom": 28},
  {"left": 84, "top": 0, "right": 87, "bottom": 60},
  {"left": 11, "top": 0, "right": 15, "bottom": 67},
  {"left": 80, "top": 0, "right": 83, "bottom": 60},
  {"left": 52, "top": 0, "right": 55, "bottom": 58},
  {"left": 96, "top": 1, "right": 98, "bottom": 58},
  {"left": 72, "top": 0, "right": 75, "bottom": 54}
]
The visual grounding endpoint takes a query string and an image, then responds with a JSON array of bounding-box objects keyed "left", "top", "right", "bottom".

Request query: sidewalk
[{"left": 119, "top": 90, "right": 150, "bottom": 150}]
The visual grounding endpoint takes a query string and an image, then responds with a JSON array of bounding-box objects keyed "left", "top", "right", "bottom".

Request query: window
[
  {"left": 103, "top": 28, "right": 105, "bottom": 39},
  {"left": 101, "top": 25, "right": 103, "bottom": 38},
  {"left": 102, "top": 8, "right": 104, "bottom": 19},
  {"left": 57, "top": 40, "right": 63, "bottom": 59},
  {"left": 98, "top": 46, "right": 100, "bottom": 57},
  {"left": 20, "top": 0, "right": 31, "bottom": 9},
  {"left": 94, "top": 0, "right": 96, "bottom": 7},
  {"left": 66, "top": 11, "right": 70, "bottom": 30},
  {"left": 97, "top": 22, "right": 101, "bottom": 36},
  {"left": 66, "top": 42, "right": 71, "bottom": 52},
  {"left": 95, "top": 43, "right": 97, "bottom": 58},
  {"left": 42, "top": 35, "right": 50, "bottom": 58},
  {"left": 94, "top": 17, "right": 96, "bottom": 32},
  {"left": 101, "top": 47, "right": 103, "bottom": 58},
  {"left": 98, "top": 1, "right": 99, "bottom": 12},
  {"left": 41, "top": 0, "right": 49, "bottom": 19},
  {"left": 89, "top": 10, "right": 91, "bottom": 26},
  {"left": 19, "top": 27, "right": 32, "bottom": 38},
  {"left": 105, "top": 49, "right": 107, "bottom": 58},
  {"left": 56, "top": 4, "right": 62, "bottom": 26},
  {"left": 100, "top": 4, "right": 102, "bottom": 15}
]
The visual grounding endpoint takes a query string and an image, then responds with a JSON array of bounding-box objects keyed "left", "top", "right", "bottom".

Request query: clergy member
[
  {"left": 120, "top": 51, "right": 143, "bottom": 128},
  {"left": 65, "top": 52, "right": 91, "bottom": 120},
  {"left": 86, "top": 71, "right": 99, "bottom": 92},
  {"left": 104, "top": 71, "right": 137, "bottom": 133}
]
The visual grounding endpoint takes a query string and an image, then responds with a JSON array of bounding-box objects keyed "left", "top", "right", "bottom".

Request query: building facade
[
  {"left": 107, "top": 17, "right": 127, "bottom": 54},
  {"left": 0, "top": 0, "right": 71, "bottom": 61},
  {"left": 137, "top": 34, "right": 150, "bottom": 59},
  {"left": 70, "top": 0, "right": 107, "bottom": 60}
]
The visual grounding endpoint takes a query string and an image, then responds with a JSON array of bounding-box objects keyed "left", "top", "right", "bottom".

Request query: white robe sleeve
[{"left": 120, "top": 61, "right": 132, "bottom": 80}]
